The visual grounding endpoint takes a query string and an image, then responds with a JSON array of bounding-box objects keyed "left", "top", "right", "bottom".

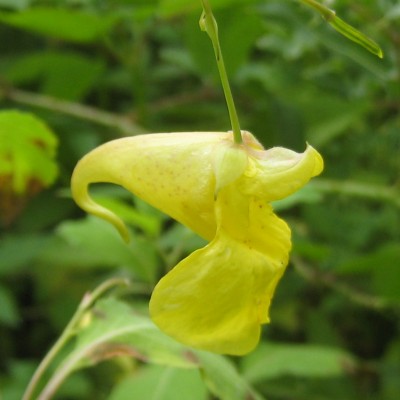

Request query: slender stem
[
  {"left": 22, "top": 300, "right": 91, "bottom": 400},
  {"left": 22, "top": 278, "right": 129, "bottom": 400},
  {"left": 22, "top": 318, "right": 78, "bottom": 400},
  {"left": 0, "top": 84, "right": 147, "bottom": 136},
  {"left": 200, "top": 0, "right": 242, "bottom": 144},
  {"left": 37, "top": 347, "right": 86, "bottom": 400},
  {"left": 292, "top": 256, "right": 389, "bottom": 311}
]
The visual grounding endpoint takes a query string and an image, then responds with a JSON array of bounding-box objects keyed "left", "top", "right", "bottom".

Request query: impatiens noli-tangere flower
[{"left": 71, "top": 130, "right": 323, "bottom": 355}]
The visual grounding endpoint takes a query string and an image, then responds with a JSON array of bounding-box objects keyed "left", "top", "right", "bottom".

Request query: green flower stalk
[{"left": 199, "top": 0, "right": 243, "bottom": 143}]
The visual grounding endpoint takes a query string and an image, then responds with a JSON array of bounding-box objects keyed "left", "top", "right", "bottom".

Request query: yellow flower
[{"left": 71, "top": 131, "right": 323, "bottom": 355}]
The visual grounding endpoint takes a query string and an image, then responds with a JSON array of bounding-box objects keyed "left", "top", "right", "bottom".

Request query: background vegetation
[{"left": 0, "top": 0, "right": 399, "bottom": 399}]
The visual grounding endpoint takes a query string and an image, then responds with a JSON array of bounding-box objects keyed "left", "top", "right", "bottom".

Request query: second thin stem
[{"left": 200, "top": 0, "right": 242, "bottom": 144}]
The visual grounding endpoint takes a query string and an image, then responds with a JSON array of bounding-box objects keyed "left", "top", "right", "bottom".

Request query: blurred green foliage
[{"left": 0, "top": 0, "right": 399, "bottom": 399}]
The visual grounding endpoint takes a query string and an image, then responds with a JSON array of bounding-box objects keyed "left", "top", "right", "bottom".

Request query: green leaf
[
  {"left": 195, "top": 351, "right": 264, "bottom": 400},
  {"left": 0, "top": 110, "right": 58, "bottom": 193},
  {"left": 0, "top": 7, "right": 117, "bottom": 43},
  {"left": 39, "top": 216, "right": 160, "bottom": 284},
  {"left": 95, "top": 196, "right": 162, "bottom": 237},
  {"left": 4, "top": 51, "right": 105, "bottom": 101},
  {"left": 46, "top": 296, "right": 200, "bottom": 399},
  {"left": 241, "top": 342, "right": 355, "bottom": 381},
  {"left": 72, "top": 298, "right": 194, "bottom": 370},
  {"left": 49, "top": 298, "right": 263, "bottom": 400},
  {"left": 328, "top": 15, "right": 383, "bottom": 59},
  {"left": 109, "top": 365, "right": 208, "bottom": 400}
]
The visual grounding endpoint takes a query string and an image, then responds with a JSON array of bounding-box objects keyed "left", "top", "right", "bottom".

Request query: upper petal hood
[
  {"left": 239, "top": 133, "right": 323, "bottom": 201},
  {"left": 72, "top": 132, "right": 236, "bottom": 241}
]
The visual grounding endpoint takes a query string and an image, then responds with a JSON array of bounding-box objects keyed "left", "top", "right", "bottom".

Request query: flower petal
[
  {"left": 71, "top": 132, "right": 237, "bottom": 241},
  {"left": 149, "top": 186, "right": 290, "bottom": 355},
  {"left": 240, "top": 144, "right": 323, "bottom": 201}
]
